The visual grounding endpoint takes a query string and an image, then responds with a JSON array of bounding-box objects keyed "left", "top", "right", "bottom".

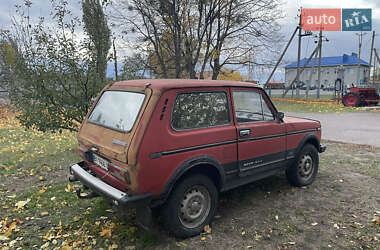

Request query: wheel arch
[
  {"left": 295, "top": 133, "right": 320, "bottom": 157},
  {"left": 151, "top": 155, "right": 225, "bottom": 207}
]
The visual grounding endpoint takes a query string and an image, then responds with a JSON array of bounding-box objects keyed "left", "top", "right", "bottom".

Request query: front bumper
[{"left": 69, "top": 162, "right": 152, "bottom": 208}]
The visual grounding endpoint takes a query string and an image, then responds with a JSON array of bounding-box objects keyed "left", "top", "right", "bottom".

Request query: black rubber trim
[
  {"left": 150, "top": 139, "right": 237, "bottom": 159},
  {"left": 319, "top": 144, "right": 327, "bottom": 153}
]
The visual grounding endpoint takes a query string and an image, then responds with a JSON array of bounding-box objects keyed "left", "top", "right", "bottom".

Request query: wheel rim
[
  {"left": 178, "top": 185, "right": 211, "bottom": 229},
  {"left": 343, "top": 94, "right": 358, "bottom": 106},
  {"left": 298, "top": 154, "right": 314, "bottom": 180}
]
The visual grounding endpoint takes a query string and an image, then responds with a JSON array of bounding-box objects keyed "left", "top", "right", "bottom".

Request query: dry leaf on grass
[
  {"left": 40, "top": 212, "right": 49, "bottom": 217},
  {"left": 65, "top": 183, "right": 71, "bottom": 192},
  {"left": 204, "top": 225, "right": 211, "bottom": 234},
  {"left": 15, "top": 199, "right": 30, "bottom": 209}
]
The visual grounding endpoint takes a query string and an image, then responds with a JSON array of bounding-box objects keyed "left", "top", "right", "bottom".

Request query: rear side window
[
  {"left": 171, "top": 92, "right": 230, "bottom": 130},
  {"left": 88, "top": 91, "right": 145, "bottom": 132}
]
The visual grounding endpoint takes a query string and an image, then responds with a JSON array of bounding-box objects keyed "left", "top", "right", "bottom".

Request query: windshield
[{"left": 88, "top": 91, "right": 145, "bottom": 132}]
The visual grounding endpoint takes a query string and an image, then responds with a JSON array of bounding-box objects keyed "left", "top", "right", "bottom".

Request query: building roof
[
  {"left": 112, "top": 79, "right": 259, "bottom": 91},
  {"left": 285, "top": 53, "right": 369, "bottom": 69}
]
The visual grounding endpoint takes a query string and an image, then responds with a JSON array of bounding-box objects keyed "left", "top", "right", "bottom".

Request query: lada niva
[{"left": 68, "top": 79, "right": 326, "bottom": 238}]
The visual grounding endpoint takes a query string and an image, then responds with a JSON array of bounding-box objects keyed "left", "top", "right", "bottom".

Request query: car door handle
[{"left": 239, "top": 129, "right": 251, "bottom": 137}]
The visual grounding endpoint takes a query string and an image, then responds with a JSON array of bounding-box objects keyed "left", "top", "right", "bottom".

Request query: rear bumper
[
  {"left": 69, "top": 162, "right": 152, "bottom": 208},
  {"left": 319, "top": 144, "right": 326, "bottom": 153}
]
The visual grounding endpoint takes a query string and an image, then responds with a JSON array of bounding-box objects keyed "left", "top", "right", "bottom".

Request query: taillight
[{"left": 109, "top": 163, "right": 131, "bottom": 185}]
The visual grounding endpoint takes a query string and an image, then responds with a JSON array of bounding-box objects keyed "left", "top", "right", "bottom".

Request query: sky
[{"left": 1, "top": 0, "right": 379, "bottom": 82}]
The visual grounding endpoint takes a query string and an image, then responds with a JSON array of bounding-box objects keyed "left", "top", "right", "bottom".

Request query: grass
[{"left": 271, "top": 97, "right": 379, "bottom": 113}]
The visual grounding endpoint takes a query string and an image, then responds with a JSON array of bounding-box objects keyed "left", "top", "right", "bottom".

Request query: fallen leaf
[
  {"left": 109, "top": 244, "right": 118, "bottom": 249},
  {"left": 4, "top": 222, "right": 17, "bottom": 236},
  {"left": 41, "top": 242, "right": 50, "bottom": 249},
  {"left": 15, "top": 199, "right": 30, "bottom": 209},
  {"left": 40, "top": 212, "right": 49, "bottom": 217},
  {"left": 39, "top": 186, "right": 48, "bottom": 194},
  {"left": 204, "top": 225, "right": 212, "bottom": 234},
  {"left": 39, "top": 176, "right": 45, "bottom": 181},
  {"left": 0, "top": 234, "right": 9, "bottom": 241},
  {"left": 176, "top": 242, "right": 187, "bottom": 247},
  {"left": 201, "top": 236, "right": 206, "bottom": 241},
  {"left": 73, "top": 216, "right": 79, "bottom": 222},
  {"left": 372, "top": 216, "right": 380, "bottom": 224},
  {"left": 65, "top": 183, "right": 71, "bottom": 192},
  {"left": 99, "top": 227, "right": 112, "bottom": 238}
]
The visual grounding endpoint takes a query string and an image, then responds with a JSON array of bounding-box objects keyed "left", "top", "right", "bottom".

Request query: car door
[{"left": 231, "top": 87, "right": 286, "bottom": 177}]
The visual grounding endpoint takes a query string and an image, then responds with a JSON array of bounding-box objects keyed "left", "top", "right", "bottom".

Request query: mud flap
[{"left": 136, "top": 206, "right": 152, "bottom": 231}]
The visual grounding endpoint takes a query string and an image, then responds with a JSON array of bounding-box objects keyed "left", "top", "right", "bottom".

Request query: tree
[
  {"left": 1, "top": 0, "right": 111, "bottom": 132},
  {"left": 111, "top": 0, "right": 283, "bottom": 79},
  {"left": 82, "top": 0, "right": 111, "bottom": 83},
  {"left": 217, "top": 68, "right": 243, "bottom": 81},
  {"left": 0, "top": 37, "right": 17, "bottom": 91},
  {"left": 121, "top": 53, "right": 147, "bottom": 80}
]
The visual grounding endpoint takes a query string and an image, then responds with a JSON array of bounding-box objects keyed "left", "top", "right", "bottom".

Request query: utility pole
[
  {"left": 295, "top": 9, "right": 302, "bottom": 99},
  {"left": 316, "top": 30, "right": 323, "bottom": 99},
  {"left": 356, "top": 32, "right": 367, "bottom": 85},
  {"left": 369, "top": 31, "right": 375, "bottom": 85},
  {"left": 283, "top": 44, "right": 319, "bottom": 97},
  {"left": 374, "top": 53, "right": 377, "bottom": 84},
  {"left": 374, "top": 48, "right": 380, "bottom": 84},
  {"left": 265, "top": 27, "right": 298, "bottom": 86},
  {"left": 307, "top": 45, "right": 319, "bottom": 99}
]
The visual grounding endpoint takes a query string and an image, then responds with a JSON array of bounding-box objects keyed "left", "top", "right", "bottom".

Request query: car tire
[
  {"left": 161, "top": 174, "right": 218, "bottom": 238},
  {"left": 286, "top": 144, "right": 319, "bottom": 187}
]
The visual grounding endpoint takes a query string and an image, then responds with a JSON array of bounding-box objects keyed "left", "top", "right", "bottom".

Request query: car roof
[{"left": 111, "top": 79, "right": 260, "bottom": 91}]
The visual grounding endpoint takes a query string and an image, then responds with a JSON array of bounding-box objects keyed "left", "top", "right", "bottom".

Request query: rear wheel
[
  {"left": 161, "top": 174, "right": 218, "bottom": 238},
  {"left": 342, "top": 92, "right": 361, "bottom": 107},
  {"left": 286, "top": 144, "right": 319, "bottom": 187}
]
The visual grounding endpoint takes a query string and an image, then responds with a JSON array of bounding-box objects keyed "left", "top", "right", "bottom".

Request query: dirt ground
[{"left": 146, "top": 141, "right": 380, "bottom": 250}]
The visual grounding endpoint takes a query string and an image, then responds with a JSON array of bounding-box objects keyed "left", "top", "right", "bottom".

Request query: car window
[
  {"left": 233, "top": 90, "right": 274, "bottom": 123},
  {"left": 88, "top": 91, "right": 145, "bottom": 132},
  {"left": 171, "top": 92, "right": 230, "bottom": 130}
]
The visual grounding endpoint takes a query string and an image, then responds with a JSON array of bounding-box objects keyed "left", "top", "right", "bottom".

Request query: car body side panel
[{"left": 136, "top": 87, "right": 238, "bottom": 197}]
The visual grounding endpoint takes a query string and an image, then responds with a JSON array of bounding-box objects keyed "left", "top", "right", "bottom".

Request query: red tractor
[{"left": 342, "top": 87, "right": 380, "bottom": 107}]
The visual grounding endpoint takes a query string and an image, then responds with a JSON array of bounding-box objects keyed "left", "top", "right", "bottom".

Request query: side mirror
[{"left": 276, "top": 112, "right": 284, "bottom": 122}]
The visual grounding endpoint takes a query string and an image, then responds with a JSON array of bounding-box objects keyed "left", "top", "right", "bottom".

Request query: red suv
[{"left": 69, "top": 79, "right": 325, "bottom": 238}]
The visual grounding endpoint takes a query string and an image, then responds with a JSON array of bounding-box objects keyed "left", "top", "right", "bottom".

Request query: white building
[{"left": 285, "top": 53, "right": 369, "bottom": 88}]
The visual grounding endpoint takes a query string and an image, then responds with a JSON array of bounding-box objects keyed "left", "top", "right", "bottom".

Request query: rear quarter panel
[{"left": 136, "top": 88, "right": 237, "bottom": 197}]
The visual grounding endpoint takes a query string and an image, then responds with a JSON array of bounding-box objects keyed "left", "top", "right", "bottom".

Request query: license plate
[{"left": 93, "top": 154, "right": 109, "bottom": 171}]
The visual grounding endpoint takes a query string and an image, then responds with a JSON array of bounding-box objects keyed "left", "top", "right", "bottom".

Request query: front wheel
[
  {"left": 161, "top": 174, "right": 218, "bottom": 238},
  {"left": 286, "top": 144, "right": 319, "bottom": 187}
]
